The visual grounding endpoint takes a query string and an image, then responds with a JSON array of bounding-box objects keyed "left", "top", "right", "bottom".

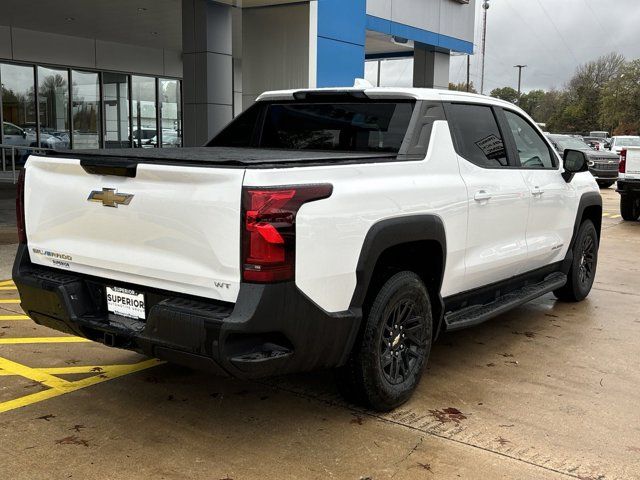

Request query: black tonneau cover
[{"left": 48, "top": 147, "right": 396, "bottom": 169}]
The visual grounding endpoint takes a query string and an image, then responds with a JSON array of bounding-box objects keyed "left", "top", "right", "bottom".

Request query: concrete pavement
[{"left": 0, "top": 186, "right": 638, "bottom": 480}]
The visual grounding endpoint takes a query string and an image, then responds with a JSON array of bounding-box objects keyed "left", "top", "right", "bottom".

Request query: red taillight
[
  {"left": 619, "top": 149, "right": 627, "bottom": 173},
  {"left": 16, "top": 169, "right": 26, "bottom": 244},
  {"left": 241, "top": 184, "right": 333, "bottom": 283}
]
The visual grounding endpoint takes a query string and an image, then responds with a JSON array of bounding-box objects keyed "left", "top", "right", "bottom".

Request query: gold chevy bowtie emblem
[{"left": 88, "top": 188, "right": 134, "bottom": 208}]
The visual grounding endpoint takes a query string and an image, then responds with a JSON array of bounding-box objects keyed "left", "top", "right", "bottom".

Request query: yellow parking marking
[
  {"left": 0, "top": 280, "right": 15, "bottom": 287},
  {"left": 0, "top": 299, "right": 20, "bottom": 304},
  {"left": 0, "top": 356, "right": 71, "bottom": 390},
  {"left": 0, "top": 358, "right": 163, "bottom": 413},
  {"left": 612, "top": 214, "right": 621, "bottom": 219},
  {"left": 0, "top": 365, "right": 110, "bottom": 376},
  {"left": 602, "top": 213, "right": 611, "bottom": 217},
  {"left": 0, "top": 286, "right": 17, "bottom": 291},
  {"left": 0, "top": 315, "right": 30, "bottom": 320},
  {"left": 0, "top": 337, "right": 91, "bottom": 345}
]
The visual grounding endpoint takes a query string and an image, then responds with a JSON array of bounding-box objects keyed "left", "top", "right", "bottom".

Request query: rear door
[
  {"left": 445, "top": 103, "right": 530, "bottom": 292},
  {"left": 24, "top": 155, "right": 245, "bottom": 303},
  {"left": 500, "top": 108, "right": 576, "bottom": 272}
]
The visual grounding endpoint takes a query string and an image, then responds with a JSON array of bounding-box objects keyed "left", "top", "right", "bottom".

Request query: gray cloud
[{"left": 367, "top": 0, "right": 640, "bottom": 94}]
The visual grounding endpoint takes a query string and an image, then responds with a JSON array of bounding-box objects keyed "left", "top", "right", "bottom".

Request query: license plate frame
[{"left": 106, "top": 286, "right": 146, "bottom": 320}]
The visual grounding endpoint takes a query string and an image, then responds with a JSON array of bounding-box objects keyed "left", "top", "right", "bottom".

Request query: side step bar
[{"left": 444, "top": 272, "right": 567, "bottom": 331}]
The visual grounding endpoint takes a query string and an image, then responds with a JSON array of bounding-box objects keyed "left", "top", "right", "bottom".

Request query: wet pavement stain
[
  {"left": 55, "top": 435, "right": 89, "bottom": 447},
  {"left": 350, "top": 414, "right": 365, "bottom": 425},
  {"left": 36, "top": 414, "right": 55, "bottom": 421},
  {"left": 428, "top": 407, "right": 467, "bottom": 424}
]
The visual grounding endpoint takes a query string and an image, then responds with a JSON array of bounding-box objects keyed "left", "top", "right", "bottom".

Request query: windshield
[
  {"left": 615, "top": 137, "right": 640, "bottom": 147},
  {"left": 552, "top": 136, "right": 590, "bottom": 151},
  {"left": 211, "top": 100, "right": 415, "bottom": 153}
]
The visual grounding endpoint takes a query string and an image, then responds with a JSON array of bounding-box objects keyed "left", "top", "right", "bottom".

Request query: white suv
[{"left": 15, "top": 87, "right": 602, "bottom": 411}]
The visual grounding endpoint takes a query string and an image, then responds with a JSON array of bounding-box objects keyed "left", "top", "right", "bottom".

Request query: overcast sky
[{"left": 367, "top": 0, "right": 640, "bottom": 94}]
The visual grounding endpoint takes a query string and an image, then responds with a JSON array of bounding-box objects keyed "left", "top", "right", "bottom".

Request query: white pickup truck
[
  {"left": 617, "top": 146, "right": 640, "bottom": 220},
  {"left": 14, "top": 87, "right": 602, "bottom": 411}
]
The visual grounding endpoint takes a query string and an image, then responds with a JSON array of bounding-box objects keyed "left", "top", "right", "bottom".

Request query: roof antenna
[{"left": 354, "top": 78, "right": 374, "bottom": 89}]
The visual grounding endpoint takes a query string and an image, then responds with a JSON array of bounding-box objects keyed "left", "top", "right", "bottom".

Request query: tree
[
  {"left": 449, "top": 81, "right": 477, "bottom": 93},
  {"left": 600, "top": 59, "right": 640, "bottom": 135},
  {"left": 490, "top": 86, "right": 519, "bottom": 104},
  {"left": 518, "top": 89, "right": 546, "bottom": 118}
]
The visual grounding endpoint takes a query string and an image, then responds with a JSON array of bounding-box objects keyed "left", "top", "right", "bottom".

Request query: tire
[
  {"left": 597, "top": 180, "right": 615, "bottom": 189},
  {"left": 620, "top": 195, "right": 640, "bottom": 221},
  {"left": 335, "top": 271, "right": 433, "bottom": 411},
  {"left": 554, "top": 220, "right": 598, "bottom": 302}
]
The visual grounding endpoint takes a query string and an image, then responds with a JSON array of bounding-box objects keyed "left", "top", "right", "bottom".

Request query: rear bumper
[
  {"left": 617, "top": 179, "right": 640, "bottom": 195},
  {"left": 13, "top": 244, "right": 361, "bottom": 378}
]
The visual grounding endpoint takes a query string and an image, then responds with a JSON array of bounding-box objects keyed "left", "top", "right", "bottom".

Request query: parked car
[
  {"left": 14, "top": 87, "right": 602, "bottom": 411},
  {"left": 131, "top": 127, "right": 157, "bottom": 148},
  {"left": 589, "top": 130, "right": 609, "bottom": 140},
  {"left": 617, "top": 146, "right": 640, "bottom": 220},
  {"left": 546, "top": 134, "right": 619, "bottom": 188},
  {"left": 583, "top": 136, "right": 609, "bottom": 151},
  {"left": 609, "top": 136, "right": 640, "bottom": 155},
  {"left": 147, "top": 130, "right": 182, "bottom": 148},
  {"left": 2, "top": 122, "right": 65, "bottom": 164}
]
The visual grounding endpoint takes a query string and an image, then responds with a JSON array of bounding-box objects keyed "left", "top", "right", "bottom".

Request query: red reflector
[
  {"left": 16, "top": 169, "right": 26, "bottom": 244},
  {"left": 242, "top": 184, "right": 333, "bottom": 283},
  {"left": 620, "top": 149, "right": 627, "bottom": 173}
]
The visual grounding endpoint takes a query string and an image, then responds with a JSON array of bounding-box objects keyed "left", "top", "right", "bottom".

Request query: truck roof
[{"left": 257, "top": 87, "right": 519, "bottom": 110}]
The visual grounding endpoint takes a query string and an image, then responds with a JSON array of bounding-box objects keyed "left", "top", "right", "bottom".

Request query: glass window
[
  {"left": 213, "top": 101, "right": 415, "bottom": 153},
  {"left": 1, "top": 64, "right": 37, "bottom": 147},
  {"left": 160, "top": 79, "right": 181, "bottom": 148},
  {"left": 103, "top": 73, "right": 130, "bottom": 148},
  {"left": 131, "top": 76, "right": 157, "bottom": 148},
  {"left": 71, "top": 71, "right": 101, "bottom": 149},
  {"left": 261, "top": 102, "right": 414, "bottom": 152},
  {"left": 38, "top": 66, "right": 70, "bottom": 150},
  {"left": 447, "top": 104, "right": 509, "bottom": 168},
  {"left": 504, "top": 110, "right": 555, "bottom": 169}
]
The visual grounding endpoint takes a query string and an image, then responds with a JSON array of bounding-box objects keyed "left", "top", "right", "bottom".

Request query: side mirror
[
  {"left": 22, "top": 131, "right": 27, "bottom": 139},
  {"left": 562, "top": 149, "right": 589, "bottom": 182}
]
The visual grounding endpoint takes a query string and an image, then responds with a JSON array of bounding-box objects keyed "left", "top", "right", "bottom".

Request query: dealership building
[{"left": 0, "top": 0, "right": 475, "bottom": 151}]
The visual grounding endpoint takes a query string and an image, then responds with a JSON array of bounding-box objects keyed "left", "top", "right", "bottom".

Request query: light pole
[
  {"left": 514, "top": 64, "right": 527, "bottom": 100},
  {"left": 480, "top": 0, "right": 490, "bottom": 95}
]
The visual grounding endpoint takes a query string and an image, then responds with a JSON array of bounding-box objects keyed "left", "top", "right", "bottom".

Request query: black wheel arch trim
[
  {"left": 563, "top": 191, "right": 602, "bottom": 274},
  {"left": 349, "top": 214, "right": 447, "bottom": 336}
]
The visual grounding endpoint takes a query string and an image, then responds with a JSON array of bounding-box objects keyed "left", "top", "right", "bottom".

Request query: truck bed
[{"left": 48, "top": 147, "right": 396, "bottom": 169}]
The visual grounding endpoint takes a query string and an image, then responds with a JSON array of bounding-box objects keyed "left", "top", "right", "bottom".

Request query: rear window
[{"left": 210, "top": 101, "right": 415, "bottom": 153}]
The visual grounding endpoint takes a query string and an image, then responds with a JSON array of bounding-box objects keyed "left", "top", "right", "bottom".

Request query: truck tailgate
[
  {"left": 24, "top": 155, "right": 244, "bottom": 303},
  {"left": 625, "top": 147, "right": 640, "bottom": 178}
]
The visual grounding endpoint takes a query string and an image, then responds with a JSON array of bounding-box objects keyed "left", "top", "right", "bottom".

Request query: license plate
[{"left": 106, "top": 286, "right": 146, "bottom": 320}]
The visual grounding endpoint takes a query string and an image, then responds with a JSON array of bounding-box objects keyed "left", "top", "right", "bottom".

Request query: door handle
[
  {"left": 474, "top": 190, "right": 492, "bottom": 202},
  {"left": 532, "top": 186, "right": 545, "bottom": 197}
]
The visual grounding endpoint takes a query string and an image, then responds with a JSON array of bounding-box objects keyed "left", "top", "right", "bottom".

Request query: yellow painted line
[
  {"left": 602, "top": 213, "right": 611, "bottom": 217},
  {"left": 612, "top": 214, "right": 621, "bottom": 219},
  {"left": 0, "top": 358, "right": 164, "bottom": 414},
  {"left": 0, "top": 365, "right": 116, "bottom": 376},
  {"left": 0, "top": 315, "right": 30, "bottom": 320},
  {"left": 0, "top": 286, "right": 17, "bottom": 291},
  {"left": 0, "top": 337, "right": 91, "bottom": 345},
  {"left": 0, "top": 356, "right": 70, "bottom": 390},
  {"left": 0, "top": 299, "right": 20, "bottom": 304},
  {"left": 0, "top": 280, "right": 15, "bottom": 287}
]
